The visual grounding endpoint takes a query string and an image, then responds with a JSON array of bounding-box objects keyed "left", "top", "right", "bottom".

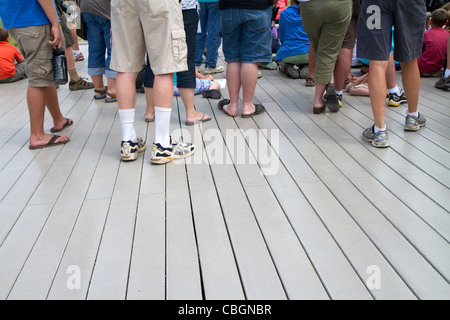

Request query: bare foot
[
  {"left": 145, "top": 112, "right": 155, "bottom": 122},
  {"left": 186, "top": 111, "right": 211, "bottom": 124},
  {"left": 29, "top": 133, "right": 69, "bottom": 148},
  {"left": 51, "top": 118, "right": 73, "bottom": 132},
  {"left": 223, "top": 104, "right": 237, "bottom": 117}
]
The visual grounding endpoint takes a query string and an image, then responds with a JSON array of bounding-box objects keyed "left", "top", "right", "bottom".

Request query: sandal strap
[{"left": 95, "top": 87, "right": 108, "bottom": 94}]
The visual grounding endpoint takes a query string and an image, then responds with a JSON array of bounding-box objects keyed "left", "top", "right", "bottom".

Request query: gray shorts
[{"left": 357, "top": 0, "right": 426, "bottom": 62}]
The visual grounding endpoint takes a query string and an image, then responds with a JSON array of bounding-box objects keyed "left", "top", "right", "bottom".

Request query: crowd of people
[{"left": 0, "top": 0, "right": 448, "bottom": 163}]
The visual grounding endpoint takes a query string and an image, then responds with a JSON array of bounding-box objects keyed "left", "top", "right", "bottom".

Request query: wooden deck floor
[{"left": 0, "top": 43, "right": 449, "bottom": 300}]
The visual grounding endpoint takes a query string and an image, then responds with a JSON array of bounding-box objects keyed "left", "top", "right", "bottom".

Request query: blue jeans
[
  {"left": 221, "top": 7, "right": 272, "bottom": 63},
  {"left": 195, "top": 2, "right": 222, "bottom": 68},
  {"left": 82, "top": 12, "right": 117, "bottom": 79}
]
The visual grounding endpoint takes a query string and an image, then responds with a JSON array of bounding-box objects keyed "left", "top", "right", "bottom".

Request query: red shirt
[
  {"left": 418, "top": 27, "right": 449, "bottom": 74},
  {"left": 276, "top": 0, "right": 288, "bottom": 20},
  {"left": 0, "top": 41, "right": 23, "bottom": 79}
]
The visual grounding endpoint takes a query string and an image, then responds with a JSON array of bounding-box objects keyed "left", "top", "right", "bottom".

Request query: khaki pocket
[
  {"left": 171, "top": 29, "right": 187, "bottom": 63},
  {"left": 147, "top": 0, "right": 169, "bottom": 18}
]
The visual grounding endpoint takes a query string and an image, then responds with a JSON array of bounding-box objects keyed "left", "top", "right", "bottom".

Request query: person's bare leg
[
  {"left": 241, "top": 62, "right": 259, "bottom": 115},
  {"left": 28, "top": 86, "right": 68, "bottom": 147},
  {"left": 209, "top": 81, "right": 220, "bottom": 91},
  {"left": 65, "top": 45, "right": 76, "bottom": 72},
  {"left": 92, "top": 75, "right": 106, "bottom": 97},
  {"left": 368, "top": 60, "right": 389, "bottom": 129},
  {"left": 116, "top": 72, "right": 137, "bottom": 109},
  {"left": 106, "top": 77, "right": 116, "bottom": 98},
  {"left": 178, "top": 87, "right": 211, "bottom": 122},
  {"left": 70, "top": 27, "right": 80, "bottom": 51},
  {"left": 386, "top": 53, "right": 397, "bottom": 89},
  {"left": 307, "top": 44, "right": 315, "bottom": 81},
  {"left": 45, "top": 85, "right": 72, "bottom": 130},
  {"left": 333, "top": 47, "right": 352, "bottom": 92},
  {"left": 153, "top": 73, "right": 174, "bottom": 109},
  {"left": 223, "top": 61, "right": 241, "bottom": 116},
  {"left": 314, "top": 82, "right": 327, "bottom": 107},
  {"left": 144, "top": 87, "right": 155, "bottom": 120},
  {"left": 400, "top": 59, "right": 420, "bottom": 114}
]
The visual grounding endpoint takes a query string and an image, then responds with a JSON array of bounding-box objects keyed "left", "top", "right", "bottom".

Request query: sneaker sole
[
  {"left": 121, "top": 152, "right": 140, "bottom": 161},
  {"left": 371, "top": 141, "right": 389, "bottom": 148},
  {"left": 172, "top": 148, "right": 195, "bottom": 160},
  {"left": 362, "top": 134, "right": 389, "bottom": 148},
  {"left": 326, "top": 85, "right": 339, "bottom": 112},
  {"left": 388, "top": 101, "right": 407, "bottom": 107},
  {"left": 404, "top": 123, "right": 426, "bottom": 132},
  {"left": 150, "top": 156, "right": 173, "bottom": 164}
]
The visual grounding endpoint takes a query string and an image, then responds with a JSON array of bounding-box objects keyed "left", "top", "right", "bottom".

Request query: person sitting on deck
[
  {"left": 275, "top": 0, "right": 310, "bottom": 79},
  {"left": 418, "top": 8, "right": 449, "bottom": 77},
  {"left": 0, "top": 27, "right": 27, "bottom": 83}
]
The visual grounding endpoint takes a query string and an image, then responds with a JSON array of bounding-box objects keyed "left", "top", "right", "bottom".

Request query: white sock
[
  {"left": 407, "top": 111, "right": 419, "bottom": 118},
  {"left": 444, "top": 69, "right": 450, "bottom": 78},
  {"left": 118, "top": 109, "right": 137, "bottom": 142},
  {"left": 373, "top": 125, "right": 386, "bottom": 133},
  {"left": 335, "top": 90, "right": 343, "bottom": 95},
  {"left": 387, "top": 85, "right": 401, "bottom": 96},
  {"left": 154, "top": 107, "right": 172, "bottom": 148},
  {"left": 72, "top": 49, "right": 81, "bottom": 54}
]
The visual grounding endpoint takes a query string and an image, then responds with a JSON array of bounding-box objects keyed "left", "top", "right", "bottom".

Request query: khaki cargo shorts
[
  {"left": 110, "top": 0, "right": 188, "bottom": 75},
  {"left": 9, "top": 24, "right": 65, "bottom": 87}
]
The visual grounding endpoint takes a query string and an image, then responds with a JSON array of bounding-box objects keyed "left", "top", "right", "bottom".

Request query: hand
[{"left": 49, "top": 23, "right": 62, "bottom": 48}]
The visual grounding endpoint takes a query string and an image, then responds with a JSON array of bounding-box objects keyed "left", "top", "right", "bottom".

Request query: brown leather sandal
[{"left": 94, "top": 87, "right": 108, "bottom": 99}]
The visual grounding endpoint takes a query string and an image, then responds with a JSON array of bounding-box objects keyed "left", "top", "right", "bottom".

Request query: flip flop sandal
[
  {"left": 313, "top": 105, "right": 326, "bottom": 114},
  {"left": 145, "top": 116, "right": 155, "bottom": 123},
  {"left": 105, "top": 92, "right": 117, "bottom": 103},
  {"left": 185, "top": 113, "right": 211, "bottom": 126},
  {"left": 217, "top": 99, "right": 235, "bottom": 117},
  {"left": 305, "top": 77, "right": 315, "bottom": 87},
  {"left": 29, "top": 135, "right": 70, "bottom": 150},
  {"left": 50, "top": 118, "right": 73, "bottom": 133},
  {"left": 241, "top": 104, "right": 266, "bottom": 118},
  {"left": 94, "top": 87, "right": 108, "bottom": 99}
]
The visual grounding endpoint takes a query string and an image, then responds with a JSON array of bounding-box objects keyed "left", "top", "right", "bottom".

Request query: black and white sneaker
[
  {"left": 120, "top": 138, "right": 146, "bottom": 161},
  {"left": 150, "top": 137, "right": 195, "bottom": 164},
  {"left": 388, "top": 89, "right": 407, "bottom": 107}
]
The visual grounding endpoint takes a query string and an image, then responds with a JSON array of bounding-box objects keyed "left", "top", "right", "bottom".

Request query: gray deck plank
[
  {"left": 261, "top": 70, "right": 450, "bottom": 298},
  {"left": 181, "top": 113, "right": 246, "bottom": 300},
  {"left": 1, "top": 43, "right": 449, "bottom": 300}
]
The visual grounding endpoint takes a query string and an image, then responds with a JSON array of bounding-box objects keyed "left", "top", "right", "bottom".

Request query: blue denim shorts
[
  {"left": 220, "top": 7, "right": 272, "bottom": 63},
  {"left": 82, "top": 12, "right": 117, "bottom": 79}
]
